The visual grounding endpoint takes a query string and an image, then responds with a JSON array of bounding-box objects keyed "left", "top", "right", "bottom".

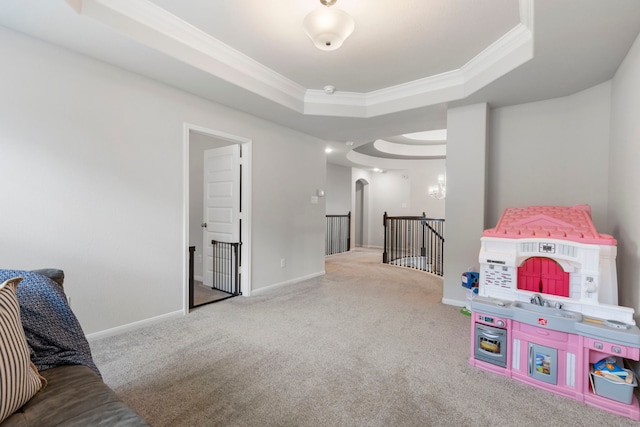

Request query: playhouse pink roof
[{"left": 482, "top": 204, "right": 616, "bottom": 245}]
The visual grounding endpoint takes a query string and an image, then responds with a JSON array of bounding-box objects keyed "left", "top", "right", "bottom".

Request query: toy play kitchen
[{"left": 469, "top": 205, "right": 640, "bottom": 421}]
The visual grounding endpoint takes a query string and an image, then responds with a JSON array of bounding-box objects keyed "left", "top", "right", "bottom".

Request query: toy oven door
[{"left": 474, "top": 323, "right": 508, "bottom": 368}]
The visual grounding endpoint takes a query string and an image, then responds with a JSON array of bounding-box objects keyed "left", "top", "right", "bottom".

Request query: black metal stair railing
[
  {"left": 189, "top": 246, "right": 196, "bottom": 309},
  {"left": 382, "top": 212, "right": 445, "bottom": 276},
  {"left": 325, "top": 212, "right": 351, "bottom": 255}
]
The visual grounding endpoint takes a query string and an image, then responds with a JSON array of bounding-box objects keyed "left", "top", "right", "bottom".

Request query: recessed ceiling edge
[{"left": 67, "top": 0, "right": 534, "bottom": 119}]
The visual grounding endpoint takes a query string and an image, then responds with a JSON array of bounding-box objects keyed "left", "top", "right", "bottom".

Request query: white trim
[
  {"left": 187, "top": 123, "right": 252, "bottom": 145},
  {"left": 513, "top": 338, "right": 521, "bottom": 370},
  {"left": 519, "top": 0, "right": 535, "bottom": 29},
  {"left": 70, "top": 0, "right": 305, "bottom": 112},
  {"left": 240, "top": 141, "right": 252, "bottom": 297},
  {"left": 373, "top": 139, "right": 446, "bottom": 158},
  {"left": 347, "top": 149, "right": 446, "bottom": 170},
  {"left": 86, "top": 310, "right": 183, "bottom": 342},
  {"left": 182, "top": 122, "right": 190, "bottom": 315},
  {"left": 442, "top": 297, "right": 466, "bottom": 307},
  {"left": 304, "top": 20, "right": 534, "bottom": 118},
  {"left": 68, "top": 0, "right": 534, "bottom": 119},
  {"left": 566, "top": 352, "right": 576, "bottom": 387},
  {"left": 250, "top": 271, "right": 326, "bottom": 296},
  {"left": 183, "top": 122, "right": 253, "bottom": 309},
  {"left": 325, "top": 251, "right": 351, "bottom": 258}
]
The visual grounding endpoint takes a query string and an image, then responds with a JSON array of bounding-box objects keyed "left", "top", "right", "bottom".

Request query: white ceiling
[
  {"left": 148, "top": 0, "right": 520, "bottom": 93},
  {"left": 2, "top": 0, "right": 640, "bottom": 168}
]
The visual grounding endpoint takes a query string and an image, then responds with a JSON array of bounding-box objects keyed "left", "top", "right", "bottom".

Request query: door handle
[
  {"left": 201, "top": 223, "right": 207, "bottom": 228},
  {"left": 528, "top": 344, "right": 533, "bottom": 376}
]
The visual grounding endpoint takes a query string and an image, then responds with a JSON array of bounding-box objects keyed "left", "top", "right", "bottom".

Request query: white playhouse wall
[{"left": 477, "top": 236, "right": 633, "bottom": 323}]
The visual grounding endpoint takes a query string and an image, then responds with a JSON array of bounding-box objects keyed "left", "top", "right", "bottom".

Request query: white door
[{"left": 202, "top": 144, "right": 240, "bottom": 286}]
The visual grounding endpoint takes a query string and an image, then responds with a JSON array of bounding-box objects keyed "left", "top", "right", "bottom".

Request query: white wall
[
  {"left": 325, "top": 163, "right": 351, "bottom": 215},
  {"left": 369, "top": 170, "right": 411, "bottom": 249},
  {"left": 252, "top": 131, "right": 326, "bottom": 290},
  {"left": 0, "top": 27, "right": 326, "bottom": 334},
  {"left": 609, "top": 31, "right": 640, "bottom": 320},
  {"left": 347, "top": 160, "right": 446, "bottom": 249},
  {"left": 409, "top": 161, "right": 447, "bottom": 220},
  {"left": 442, "top": 104, "right": 488, "bottom": 305},
  {"left": 5, "top": 25, "right": 635, "bottom": 332},
  {"left": 487, "top": 82, "right": 612, "bottom": 230}
]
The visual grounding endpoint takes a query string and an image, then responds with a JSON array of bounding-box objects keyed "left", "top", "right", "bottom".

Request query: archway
[{"left": 355, "top": 178, "right": 369, "bottom": 247}]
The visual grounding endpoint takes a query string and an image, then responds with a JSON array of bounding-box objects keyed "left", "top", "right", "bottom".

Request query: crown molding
[
  {"left": 66, "top": 0, "right": 534, "bottom": 119},
  {"left": 66, "top": 0, "right": 306, "bottom": 112},
  {"left": 346, "top": 150, "right": 444, "bottom": 171},
  {"left": 373, "top": 140, "right": 447, "bottom": 158},
  {"left": 304, "top": 19, "right": 533, "bottom": 118}
]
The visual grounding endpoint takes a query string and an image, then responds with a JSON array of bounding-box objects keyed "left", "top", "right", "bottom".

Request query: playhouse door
[{"left": 517, "top": 257, "right": 569, "bottom": 297}]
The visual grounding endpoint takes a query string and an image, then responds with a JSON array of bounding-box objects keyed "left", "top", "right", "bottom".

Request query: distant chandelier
[
  {"left": 429, "top": 174, "right": 446, "bottom": 200},
  {"left": 303, "top": 0, "right": 355, "bottom": 51}
]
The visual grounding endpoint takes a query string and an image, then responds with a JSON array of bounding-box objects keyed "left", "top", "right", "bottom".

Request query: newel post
[{"left": 383, "top": 212, "right": 388, "bottom": 263}]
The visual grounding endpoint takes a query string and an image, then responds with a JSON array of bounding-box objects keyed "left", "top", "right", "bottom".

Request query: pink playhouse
[{"left": 470, "top": 205, "right": 640, "bottom": 421}]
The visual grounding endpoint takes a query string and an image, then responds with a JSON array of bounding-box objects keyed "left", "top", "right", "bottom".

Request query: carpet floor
[{"left": 90, "top": 248, "right": 640, "bottom": 426}]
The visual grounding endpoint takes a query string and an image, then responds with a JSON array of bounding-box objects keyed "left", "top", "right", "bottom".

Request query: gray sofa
[{"left": 0, "top": 269, "right": 148, "bottom": 427}]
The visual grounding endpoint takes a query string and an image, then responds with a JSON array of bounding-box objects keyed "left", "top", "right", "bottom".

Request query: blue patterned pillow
[{"left": 0, "top": 270, "right": 100, "bottom": 376}]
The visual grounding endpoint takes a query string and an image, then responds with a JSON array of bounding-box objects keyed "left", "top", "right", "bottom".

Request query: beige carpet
[{"left": 90, "top": 249, "right": 639, "bottom": 426}]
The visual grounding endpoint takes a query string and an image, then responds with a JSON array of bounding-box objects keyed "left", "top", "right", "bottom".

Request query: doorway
[
  {"left": 355, "top": 178, "right": 369, "bottom": 247},
  {"left": 185, "top": 124, "right": 252, "bottom": 311}
]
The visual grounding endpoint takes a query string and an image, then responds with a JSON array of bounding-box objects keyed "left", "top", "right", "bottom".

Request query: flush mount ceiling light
[{"left": 303, "top": 0, "right": 355, "bottom": 51}]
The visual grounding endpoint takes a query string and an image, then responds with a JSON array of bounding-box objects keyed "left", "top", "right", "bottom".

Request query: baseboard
[
  {"left": 441, "top": 297, "right": 466, "bottom": 307},
  {"left": 325, "top": 251, "right": 349, "bottom": 257},
  {"left": 86, "top": 309, "right": 184, "bottom": 342},
  {"left": 352, "top": 245, "right": 383, "bottom": 250},
  {"left": 365, "top": 245, "right": 383, "bottom": 249},
  {"left": 194, "top": 275, "right": 203, "bottom": 282},
  {"left": 251, "top": 271, "right": 326, "bottom": 296}
]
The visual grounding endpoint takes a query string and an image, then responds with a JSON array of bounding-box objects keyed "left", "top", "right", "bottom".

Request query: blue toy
[
  {"left": 461, "top": 271, "right": 479, "bottom": 289},
  {"left": 461, "top": 271, "right": 479, "bottom": 315}
]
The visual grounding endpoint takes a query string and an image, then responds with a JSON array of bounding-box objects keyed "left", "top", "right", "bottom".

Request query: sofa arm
[{"left": 30, "top": 269, "right": 65, "bottom": 289}]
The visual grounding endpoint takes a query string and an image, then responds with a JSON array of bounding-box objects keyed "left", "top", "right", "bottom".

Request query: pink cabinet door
[{"left": 517, "top": 257, "right": 569, "bottom": 297}]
